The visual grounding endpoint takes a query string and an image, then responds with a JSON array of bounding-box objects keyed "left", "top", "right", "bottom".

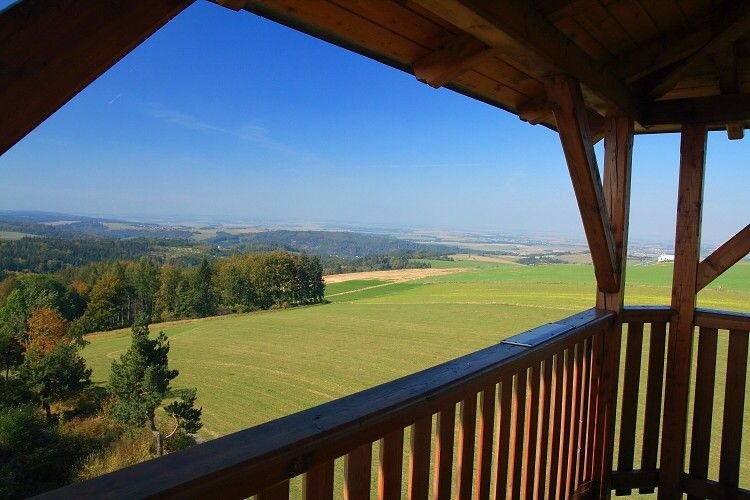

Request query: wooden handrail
[
  {"left": 41, "top": 308, "right": 613, "bottom": 499},
  {"left": 694, "top": 308, "right": 750, "bottom": 331},
  {"left": 621, "top": 305, "right": 672, "bottom": 323}
]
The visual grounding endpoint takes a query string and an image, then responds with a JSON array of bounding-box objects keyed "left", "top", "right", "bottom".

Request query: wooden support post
[
  {"left": 547, "top": 75, "right": 619, "bottom": 293},
  {"left": 590, "top": 117, "right": 634, "bottom": 499},
  {"left": 658, "top": 124, "right": 708, "bottom": 500},
  {"left": 696, "top": 224, "right": 750, "bottom": 291},
  {"left": 0, "top": 0, "right": 195, "bottom": 155}
]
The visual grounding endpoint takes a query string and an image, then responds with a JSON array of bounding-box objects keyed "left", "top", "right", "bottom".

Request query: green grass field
[
  {"left": 0, "top": 230, "right": 36, "bottom": 240},
  {"left": 83, "top": 259, "right": 750, "bottom": 493}
]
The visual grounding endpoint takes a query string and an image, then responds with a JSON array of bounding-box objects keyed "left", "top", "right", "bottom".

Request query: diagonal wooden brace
[{"left": 546, "top": 75, "right": 619, "bottom": 293}]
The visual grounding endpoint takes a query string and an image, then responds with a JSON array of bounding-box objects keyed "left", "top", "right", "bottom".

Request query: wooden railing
[
  {"left": 42, "top": 309, "right": 613, "bottom": 499},
  {"left": 614, "top": 306, "right": 750, "bottom": 499}
]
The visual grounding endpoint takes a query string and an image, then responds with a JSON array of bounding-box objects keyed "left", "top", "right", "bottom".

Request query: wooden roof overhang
[{"left": 4, "top": 0, "right": 750, "bottom": 155}]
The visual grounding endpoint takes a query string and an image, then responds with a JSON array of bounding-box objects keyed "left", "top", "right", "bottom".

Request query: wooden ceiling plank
[
  {"left": 546, "top": 76, "right": 619, "bottom": 292},
  {"left": 411, "top": 0, "right": 641, "bottom": 120},
  {"left": 647, "top": 4, "right": 750, "bottom": 98},
  {"left": 0, "top": 0, "right": 195, "bottom": 156},
  {"left": 696, "top": 224, "right": 750, "bottom": 292},
  {"left": 605, "top": 0, "right": 659, "bottom": 44},
  {"left": 412, "top": 33, "right": 494, "bottom": 88}
]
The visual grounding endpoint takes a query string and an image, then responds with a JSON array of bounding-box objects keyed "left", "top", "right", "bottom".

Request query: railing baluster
[
  {"left": 548, "top": 353, "right": 564, "bottom": 498},
  {"left": 534, "top": 357, "right": 553, "bottom": 500},
  {"left": 258, "top": 480, "right": 290, "bottom": 500},
  {"left": 566, "top": 342, "right": 583, "bottom": 496},
  {"left": 433, "top": 407, "right": 456, "bottom": 500},
  {"left": 509, "top": 368, "right": 528, "bottom": 499},
  {"left": 687, "top": 326, "right": 718, "bottom": 500},
  {"left": 378, "top": 429, "right": 404, "bottom": 500},
  {"left": 474, "top": 385, "right": 496, "bottom": 500},
  {"left": 719, "top": 329, "right": 749, "bottom": 490},
  {"left": 495, "top": 376, "right": 512, "bottom": 499},
  {"left": 522, "top": 363, "right": 540, "bottom": 498},
  {"left": 557, "top": 348, "right": 573, "bottom": 500},
  {"left": 616, "top": 321, "right": 643, "bottom": 495},
  {"left": 408, "top": 417, "right": 430, "bottom": 500},
  {"left": 345, "top": 443, "right": 372, "bottom": 500},
  {"left": 304, "top": 460, "right": 334, "bottom": 500},
  {"left": 456, "top": 395, "right": 477, "bottom": 500},
  {"left": 576, "top": 338, "right": 592, "bottom": 488},
  {"left": 641, "top": 321, "right": 667, "bottom": 494}
]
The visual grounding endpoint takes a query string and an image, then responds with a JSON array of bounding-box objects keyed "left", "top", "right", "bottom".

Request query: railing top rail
[
  {"left": 621, "top": 305, "right": 672, "bottom": 323},
  {"left": 41, "top": 308, "right": 613, "bottom": 500},
  {"left": 694, "top": 308, "right": 750, "bottom": 331}
]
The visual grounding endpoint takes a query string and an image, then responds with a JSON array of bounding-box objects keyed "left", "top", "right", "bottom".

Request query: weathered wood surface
[
  {"left": 659, "top": 123, "right": 707, "bottom": 500},
  {"left": 694, "top": 308, "right": 750, "bottom": 331},
  {"left": 344, "top": 443, "right": 372, "bottom": 500},
  {"left": 407, "top": 418, "right": 429, "bottom": 500},
  {"left": 473, "top": 386, "right": 495, "bottom": 500},
  {"left": 0, "top": 0, "right": 195, "bottom": 155},
  {"left": 640, "top": 321, "right": 667, "bottom": 494}
]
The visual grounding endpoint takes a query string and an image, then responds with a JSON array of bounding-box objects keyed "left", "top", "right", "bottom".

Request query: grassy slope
[{"left": 83, "top": 260, "right": 750, "bottom": 491}]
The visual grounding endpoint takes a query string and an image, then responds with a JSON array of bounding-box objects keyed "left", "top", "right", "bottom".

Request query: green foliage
[
  {"left": 18, "top": 343, "right": 92, "bottom": 419},
  {"left": 0, "top": 406, "right": 79, "bottom": 498},
  {"left": 108, "top": 317, "right": 178, "bottom": 429},
  {"left": 192, "top": 259, "right": 217, "bottom": 317},
  {"left": 165, "top": 389, "right": 202, "bottom": 435}
]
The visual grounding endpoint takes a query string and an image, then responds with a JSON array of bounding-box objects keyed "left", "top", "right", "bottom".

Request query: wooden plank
[
  {"left": 546, "top": 76, "right": 619, "bottom": 293},
  {"left": 718, "top": 329, "right": 749, "bottom": 490},
  {"left": 509, "top": 369, "right": 528, "bottom": 499},
  {"left": 659, "top": 123, "right": 707, "bottom": 500},
  {"left": 433, "top": 407, "right": 455, "bottom": 500},
  {"left": 345, "top": 443, "right": 372, "bottom": 500},
  {"left": 474, "top": 385, "right": 495, "bottom": 500},
  {"left": 378, "top": 430, "right": 404, "bottom": 500},
  {"left": 687, "top": 327, "right": 718, "bottom": 500},
  {"left": 558, "top": 349, "right": 574, "bottom": 500},
  {"left": 576, "top": 338, "right": 592, "bottom": 487},
  {"left": 258, "top": 480, "right": 290, "bottom": 500},
  {"left": 411, "top": 0, "right": 641, "bottom": 118},
  {"left": 647, "top": 4, "right": 750, "bottom": 98},
  {"left": 682, "top": 474, "right": 750, "bottom": 500},
  {"left": 43, "top": 309, "right": 614, "bottom": 499},
  {"left": 615, "top": 322, "right": 644, "bottom": 495},
  {"left": 304, "top": 460, "right": 335, "bottom": 500},
  {"left": 534, "top": 357, "right": 554, "bottom": 500},
  {"left": 696, "top": 224, "right": 750, "bottom": 291},
  {"left": 456, "top": 396, "right": 477, "bottom": 500},
  {"left": 640, "top": 321, "right": 667, "bottom": 494},
  {"left": 642, "top": 94, "right": 750, "bottom": 127},
  {"left": 566, "top": 343, "right": 583, "bottom": 497},
  {"left": 0, "top": 0, "right": 195, "bottom": 155},
  {"left": 610, "top": 470, "right": 660, "bottom": 491},
  {"left": 592, "top": 116, "right": 634, "bottom": 499},
  {"left": 412, "top": 32, "right": 494, "bottom": 88},
  {"left": 521, "top": 363, "right": 540, "bottom": 498},
  {"left": 407, "top": 418, "right": 430, "bottom": 500},
  {"left": 622, "top": 306, "right": 673, "bottom": 324},
  {"left": 694, "top": 309, "right": 750, "bottom": 331},
  {"left": 547, "top": 353, "right": 565, "bottom": 499},
  {"left": 494, "top": 377, "right": 513, "bottom": 498},
  {"left": 715, "top": 47, "right": 745, "bottom": 140}
]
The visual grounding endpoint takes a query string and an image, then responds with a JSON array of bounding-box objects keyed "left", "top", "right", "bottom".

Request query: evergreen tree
[
  {"left": 108, "top": 316, "right": 201, "bottom": 456},
  {"left": 192, "top": 259, "right": 217, "bottom": 317}
]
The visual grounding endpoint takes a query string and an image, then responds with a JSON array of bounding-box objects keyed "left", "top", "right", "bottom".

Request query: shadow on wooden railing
[
  {"left": 42, "top": 309, "right": 614, "bottom": 499},
  {"left": 614, "top": 306, "right": 750, "bottom": 499}
]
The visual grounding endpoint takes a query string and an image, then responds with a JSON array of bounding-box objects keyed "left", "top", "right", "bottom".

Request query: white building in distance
[{"left": 657, "top": 253, "right": 675, "bottom": 263}]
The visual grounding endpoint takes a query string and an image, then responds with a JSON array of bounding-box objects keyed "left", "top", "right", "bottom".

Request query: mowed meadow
[{"left": 83, "top": 258, "right": 750, "bottom": 441}]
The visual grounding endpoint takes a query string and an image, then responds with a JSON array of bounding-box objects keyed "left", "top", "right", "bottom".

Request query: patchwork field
[{"left": 83, "top": 259, "right": 750, "bottom": 493}]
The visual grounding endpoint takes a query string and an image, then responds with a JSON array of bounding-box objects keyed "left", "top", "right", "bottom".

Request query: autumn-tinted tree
[
  {"left": 25, "top": 307, "right": 69, "bottom": 354},
  {"left": 108, "top": 316, "right": 201, "bottom": 456}
]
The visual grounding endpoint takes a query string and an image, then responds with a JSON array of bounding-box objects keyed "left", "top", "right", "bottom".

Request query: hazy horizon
[{"left": 1, "top": 1, "right": 747, "bottom": 248}]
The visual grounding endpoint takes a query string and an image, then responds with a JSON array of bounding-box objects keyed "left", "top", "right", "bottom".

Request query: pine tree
[
  {"left": 193, "top": 259, "right": 217, "bottom": 317},
  {"left": 108, "top": 316, "right": 201, "bottom": 455}
]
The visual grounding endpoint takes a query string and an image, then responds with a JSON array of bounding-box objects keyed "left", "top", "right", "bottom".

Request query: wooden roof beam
[
  {"left": 0, "top": 0, "right": 194, "bottom": 156},
  {"left": 645, "top": 4, "right": 750, "bottom": 99},
  {"left": 411, "top": 0, "right": 641, "bottom": 121},
  {"left": 641, "top": 94, "right": 750, "bottom": 127},
  {"left": 696, "top": 224, "right": 750, "bottom": 292},
  {"left": 412, "top": 33, "right": 495, "bottom": 89},
  {"left": 546, "top": 75, "right": 619, "bottom": 292},
  {"left": 715, "top": 47, "right": 745, "bottom": 140}
]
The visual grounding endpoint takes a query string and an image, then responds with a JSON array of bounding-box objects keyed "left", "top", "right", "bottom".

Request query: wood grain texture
[
  {"left": 455, "top": 396, "right": 477, "bottom": 500},
  {"left": 407, "top": 418, "right": 430, "bottom": 500},
  {"left": 718, "top": 330, "right": 749, "bottom": 489},
  {"left": 345, "top": 443, "right": 372, "bottom": 500},
  {"left": 433, "top": 408, "right": 455, "bottom": 500},
  {"left": 696, "top": 224, "right": 750, "bottom": 291},
  {"left": 659, "top": 123, "right": 707, "bottom": 500},
  {"left": 615, "top": 322, "right": 643, "bottom": 495},
  {"left": 473, "top": 386, "right": 495, "bottom": 500},
  {"left": 304, "top": 461, "right": 334, "bottom": 500},
  {"left": 640, "top": 321, "right": 667, "bottom": 494},
  {"left": 378, "top": 430, "right": 404, "bottom": 500}
]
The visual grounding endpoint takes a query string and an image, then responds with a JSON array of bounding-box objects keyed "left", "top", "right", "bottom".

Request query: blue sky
[{"left": 0, "top": 1, "right": 747, "bottom": 246}]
